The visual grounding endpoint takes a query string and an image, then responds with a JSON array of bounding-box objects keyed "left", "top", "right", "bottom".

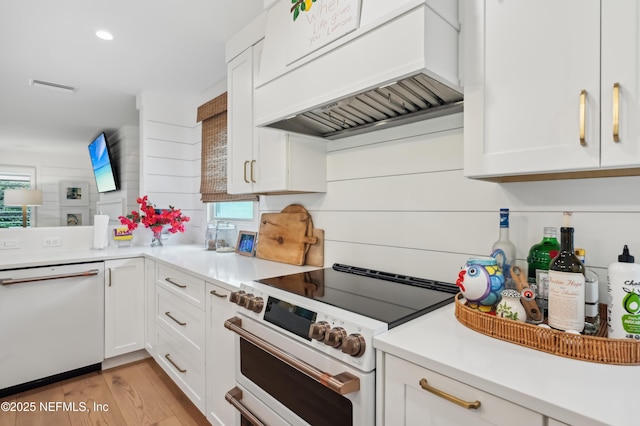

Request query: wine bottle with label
[
  {"left": 492, "top": 208, "right": 516, "bottom": 290},
  {"left": 548, "top": 212, "right": 586, "bottom": 332}
]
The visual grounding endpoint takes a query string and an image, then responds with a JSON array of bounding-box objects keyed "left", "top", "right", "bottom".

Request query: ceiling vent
[{"left": 29, "top": 79, "right": 77, "bottom": 94}]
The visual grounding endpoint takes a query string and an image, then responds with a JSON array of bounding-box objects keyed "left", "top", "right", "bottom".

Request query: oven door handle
[
  {"left": 225, "top": 316, "right": 360, "bottom": 395},
  {"left": 225, "top": 387, "right": 266, "bottom": 426}
]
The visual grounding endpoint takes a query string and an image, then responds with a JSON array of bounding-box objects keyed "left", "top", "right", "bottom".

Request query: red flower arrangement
[{"left": 119, "top": 196, "right": 190, "bottom": 234}]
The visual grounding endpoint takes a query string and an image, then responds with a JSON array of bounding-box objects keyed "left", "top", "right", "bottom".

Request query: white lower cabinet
[
  {"left": 153, "top": 263, "right": 206, "bottom": 413},
  {"left": 104, "top": 258, "right": 145, "bottom": 358},
  {"left": 383, "top": 353, "right": 544, "bottom": 426},
  {"left": 205, "top": 281, "right": 236, "bottom": 426}
]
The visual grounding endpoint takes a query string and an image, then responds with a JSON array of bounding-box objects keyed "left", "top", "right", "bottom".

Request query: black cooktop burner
[{"left": 256, "top": 263, "right": 458, "bottom": 329}]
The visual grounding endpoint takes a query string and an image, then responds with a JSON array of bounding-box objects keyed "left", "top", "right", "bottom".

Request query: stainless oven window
[{"left": 240, "top": 338, "right": 353, "bottom": 426}]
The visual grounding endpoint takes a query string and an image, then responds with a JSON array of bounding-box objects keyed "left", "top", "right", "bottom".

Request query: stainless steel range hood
[{"left": 254, "top": 1, "right": 463, "bottom": 140}]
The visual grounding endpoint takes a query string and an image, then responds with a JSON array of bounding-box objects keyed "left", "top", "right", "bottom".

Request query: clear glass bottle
[
  {"left": 492, "top": 208, "right": 517, "bottom": 290},
  {"left": 205, "top": 223, "right": 216, "bottom": 250},
  {"left": 527, "top": 227, "right": 560, "bottom": 319},
  {"left": 548, "top": 212, "right": 586, "bottom": 332},
  {"left": 575, "top": 248, "right": 600, "bottom": 335}
]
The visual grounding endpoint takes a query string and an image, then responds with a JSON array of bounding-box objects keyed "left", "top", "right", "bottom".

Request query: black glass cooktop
[{"left": 256, "top": 263, "right": 458, "bottom": 329}]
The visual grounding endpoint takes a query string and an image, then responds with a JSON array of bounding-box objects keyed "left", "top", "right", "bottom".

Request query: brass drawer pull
[
  {"left": 250, "top": 159, "right": 257, "bottom": 183},
  {"left": 613, "top": 82, "right": 620, "bottom": 142},
  {"left": 164, "top": 311, "right": 186, "bottom": 326},
  {"left": 165, "top": 277, "right": 186, "bottom": 288},
  {"left": 243, "top": 160, "right": 250, "bottom": 183},
  {"left": 164, "top": 353, "right": 186, "bottom": 373},
  {"left": 419, "top": 378, "right": 481, "bottom": 410},
  {"left": 579, "top": 89, "right": 587, "bottom": 146},
  {"left": 210, "top": 289, "right": 227, "bottom": 298}
]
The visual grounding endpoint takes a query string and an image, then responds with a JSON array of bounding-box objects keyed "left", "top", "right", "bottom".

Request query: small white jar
[{"left": 496, "top": 289, "right": 527, "bottom": 322}]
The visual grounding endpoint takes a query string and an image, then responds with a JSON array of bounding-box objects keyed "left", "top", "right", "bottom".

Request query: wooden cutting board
[
  {"left": 281, "top": 204, "right": 323, "bottom": 266},
  {"left": 256, "top": 212, "right": 317, "bottom": 265},
  {"left": 305, "top": 228, "right": 324, "bottom": 267}
]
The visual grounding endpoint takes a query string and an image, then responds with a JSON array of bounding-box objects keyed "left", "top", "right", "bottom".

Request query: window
[
  {"left": 0, "top": 168, "right": 35, "bottom": 228},
  {"left": 208, "top": 201, "right": 256, "bottom": 223}
]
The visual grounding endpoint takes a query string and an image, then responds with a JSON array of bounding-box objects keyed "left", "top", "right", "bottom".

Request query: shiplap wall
[
  {"left": 138, "top": 90, "right": 211, "bottom": 244},
  {"left": 138, "top": 89, "right": 640, "bottom": 305},
  {"left": 0, "top": 146, "right": 97, "bottom": 227},
  {"left": 99, "top": 125, "right": 140, "bottom": 219},
  {"left": 258, "top": 112, "right": 640, "bottom": 304}
]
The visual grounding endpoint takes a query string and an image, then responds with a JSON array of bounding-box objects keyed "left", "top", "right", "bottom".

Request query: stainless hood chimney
[{"left": 254, "top": 0, "right": 463, "bottom": 140}]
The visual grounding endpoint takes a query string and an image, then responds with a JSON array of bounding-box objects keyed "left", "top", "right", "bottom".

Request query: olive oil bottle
[{"left": 548, "top": 212, "right": 585, "bottom": 332}]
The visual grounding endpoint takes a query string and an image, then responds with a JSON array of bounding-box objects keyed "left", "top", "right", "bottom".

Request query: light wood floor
[{"left": 0, "top": 358, "right": 209, "bottom": 426}]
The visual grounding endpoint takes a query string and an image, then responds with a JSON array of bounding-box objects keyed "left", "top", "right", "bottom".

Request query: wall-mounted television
[{"left": 88, "top": 132, "right": 119, "bottom": 193}]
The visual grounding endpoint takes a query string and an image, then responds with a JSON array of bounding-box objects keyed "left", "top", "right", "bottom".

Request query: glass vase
[{"left": 151, "top": 229, "right": 164, "bottom": 247}]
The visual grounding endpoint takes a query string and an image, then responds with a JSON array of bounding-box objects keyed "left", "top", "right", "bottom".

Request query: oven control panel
[{"left": 229, "top": 287, "right": 380, "bottom": 371}]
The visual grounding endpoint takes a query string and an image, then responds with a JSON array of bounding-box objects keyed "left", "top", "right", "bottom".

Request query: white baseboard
[{"left": 102, "top": 349, "right": 151, "bottom": 370}]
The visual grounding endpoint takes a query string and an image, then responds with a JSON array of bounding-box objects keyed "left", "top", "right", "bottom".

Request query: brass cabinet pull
[
  {"left": 210, "top": 289, "right": 227, "bottom": 298},
  {"left": 579, "top": 89, "right": 587, "bottom": 146},
  {"left": 164, "top": 353, "right": 186, "bottom": 373},
  {"left": 164, "top": 311, "right": 186, "bottom": 326},
  {"left": 243, "top": 160, "right": 250, "bottom": 183},
  {"left": 250, "top": 160, "right": 257, "bottom": 183},
  {"left": 225, "top": 316, "right": 360, "bottom": 395},
  {"left": 165, "top": 277, "right": 186, "bottom": 288},
  {"left": 0, "top": 269, "right": 100, "bottom": 286},
  {"left": 613, "top": 82, "right": 620, "bottom": 142},
  {"left": 419, "top": 378, "right": 481, "bottom": 410},
  {"left": 225, "top": 387, "right": 265, "bottom": 426}
]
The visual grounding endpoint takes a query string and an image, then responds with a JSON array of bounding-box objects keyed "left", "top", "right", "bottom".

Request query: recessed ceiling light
[{"left": 96, "top": 30, "right": 113, "bottom": 41}]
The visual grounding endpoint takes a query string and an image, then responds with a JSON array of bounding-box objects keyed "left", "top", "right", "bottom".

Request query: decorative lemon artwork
[{"left": 291, "top": 0, "right": 316, "bottom": 21}]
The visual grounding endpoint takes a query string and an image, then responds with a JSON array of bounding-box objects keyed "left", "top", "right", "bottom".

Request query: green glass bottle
[{"left": 527, "top": 227, "right": 560, "bottom": 318}]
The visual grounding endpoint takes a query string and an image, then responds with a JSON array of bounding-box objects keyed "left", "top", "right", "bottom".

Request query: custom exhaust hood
[{"left": 254, "top": 0, "right": 463, "bottom": 140}]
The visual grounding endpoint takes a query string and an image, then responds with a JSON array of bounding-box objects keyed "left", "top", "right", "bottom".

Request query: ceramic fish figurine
[{"left": 456, "top": 255, "right": 505, "bottom": 312}]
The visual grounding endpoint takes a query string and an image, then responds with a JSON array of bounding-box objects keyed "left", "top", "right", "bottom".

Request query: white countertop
[
  {"left": 374, "top": 304, "right": 636, "bottom": 426},
  {"left": 0, "top": 244, "right": 320, "bottom": 289},
  {"left": 3, "top": 244, "right": 631, "bottom": 425}
]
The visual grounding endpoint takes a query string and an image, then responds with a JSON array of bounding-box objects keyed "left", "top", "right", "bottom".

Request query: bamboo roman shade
[{"left": 197, "top": 92, "right": 258, "bottom": 203}]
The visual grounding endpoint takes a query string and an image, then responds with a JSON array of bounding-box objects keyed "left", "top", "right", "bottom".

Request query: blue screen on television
[{"left": 88, "top": 132, "right": 118, "bottom": 193}]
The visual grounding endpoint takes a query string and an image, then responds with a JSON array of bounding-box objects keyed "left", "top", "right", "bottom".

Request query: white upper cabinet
[
  {"left": 227, "top": 46, "right": 256, "bottom": 194},
  {"left": 464, "top": 0, "right": 640, "bottom": 180},
  {"left": 600, "top": 0, "right": 640, "bottom": 167},
  {"left": 227, "top": 37, "right": 327, "bottom": 195}
]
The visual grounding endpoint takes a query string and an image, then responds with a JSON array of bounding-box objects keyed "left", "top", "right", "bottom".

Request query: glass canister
[
  {"left": 205, "top": 223, "right": 216, "bottom": 250},
  {"left": 215, "top": 221, "right": 238, "bottom": 253}
]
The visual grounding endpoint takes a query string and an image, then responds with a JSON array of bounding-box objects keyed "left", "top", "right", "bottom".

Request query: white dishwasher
[{"left": 0, "top": 262, "right": 104, "bottom": 396}]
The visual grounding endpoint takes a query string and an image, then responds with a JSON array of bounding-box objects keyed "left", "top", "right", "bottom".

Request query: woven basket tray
[{"left": 454, "top": 293, "right": 640, "bottom": 365}]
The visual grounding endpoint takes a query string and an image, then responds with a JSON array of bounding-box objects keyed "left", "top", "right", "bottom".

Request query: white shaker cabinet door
[
  {"left": 601, "top": 0, "right": 640, "bottom": 167},
  {"left": 383, "top": 353, "right": 543, "bottom": 426},
  {"left": 104, "top": 257, "right": 145, "bottom": 358},
  {"left": 227, "top": 46, "right": 256, "bottom": 194},
  {"left": 464, "top": 0, "right": 600, "bottom": 178}
]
